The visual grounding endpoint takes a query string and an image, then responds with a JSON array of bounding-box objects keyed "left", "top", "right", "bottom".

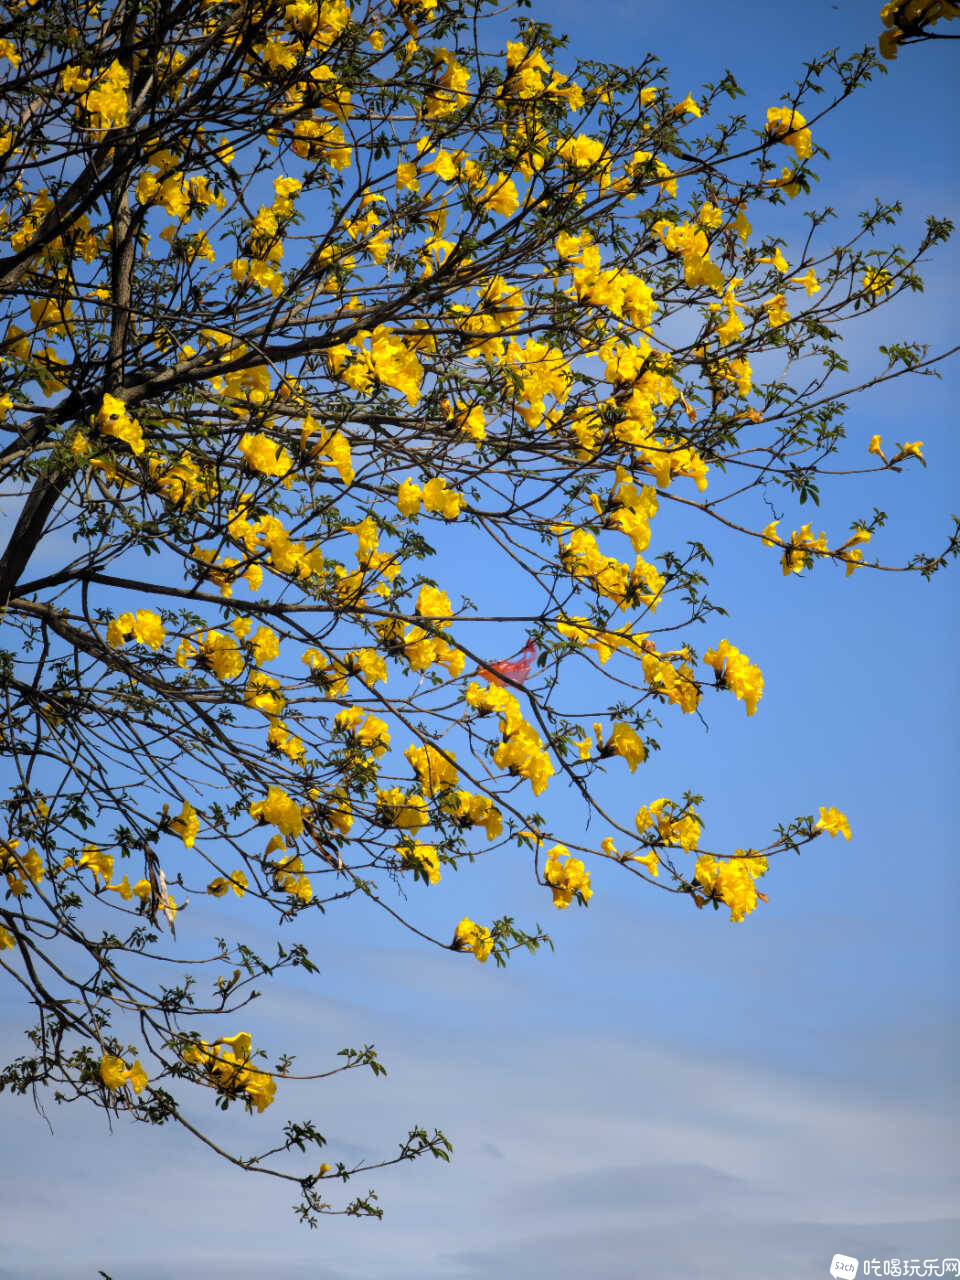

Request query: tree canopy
[{"left": 0, "top": 0, "right": 955, "bottom": 1223}]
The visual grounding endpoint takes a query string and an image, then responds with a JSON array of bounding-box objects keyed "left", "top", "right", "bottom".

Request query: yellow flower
[
  {"left": 543, "top": 845, "right": 593, "bottom": 908},
  {"left": 629, "top": 849, "right": 659, "bottom": 877},
  {"left": 758, "top": 247, "right": 789, "bottom": 273},
  {"left": 100, "top": 1055, "right": 148, "bottom": 1093},
  {"left": 602, "top": 722, "right": 647, "bottom": 772},
  {"left": 199, "top": 630, "right": 244, "bottom": 681},
  {"left": 396, "top": 159, "right": 420, "bottom": 192},
  {"left": 249, "top": 625, "right": 280, "bottom": 665},
  {"left": 397, "top": 478, "right": 422, "bottom": 516},
  {"left": 868, "top": 434, "right": 887, "bottom": 463},
  {"left": 763, "top": 293, "right": 789, "bottom": 328},
  {"left": 376, "top": 787, "right": 428, "bottom": 831},
  {"left": 107, "top": 610, "right": 163, "bottom": 649},
  {"left": 765, "top": 107, "right": 812, "bottom": 160},
  {"left": 96, "top": 393, "right": 145, "bottom": 455},
  {"left": 169, "top": 800, "right": 199, "bottom": 848},
  {"left": 790, "top": 268, "right": 820, "bottom": 296},
  {"left": 695, "top": 851, "right": 767, "bottom": 922},
  {"left": 421, "top": 476, "right": 464, "bottom": 519},
  {"left": 480, "top": 174, "right": 520, "bottom": 217},
  {"left": 862, "top": 268, "right": 893, "bottom": 299},
  {"left": 816, "top": 806, "right": 851, "bottom": 840},
  {"left": 249, "top": 786, "right": 304, "bottom": 839},
  {"left": 335, "top": 707, "right": 391, "bottom": 756},
  {"left": 78, "top": 844, "right": 114, "bottom": 883},
  {"left": 453, "top": 917, "right": 494, "bottom": 962},
  {"left": 416, "top": 584, "right": 453, "bottom": 623},
  {"left": 703, "top": 639, "right": 764, "bottom": 716},
  {"left": 406, "top": 743, "right": 457, "bottom": 795},
  {"left": 673, "top": 92, "right": 701, "bottom": 118},
  {"left": 239, "top": 432, "right": 294, "bottom": 485},
  {"left": 126, "top": 1060, "right": 148, "bottom": 1094},
  {"left": 100, "top": 1055, "right": 127, "bottom": 1091},
  {"left": 401, "top": 842, "right": 441, "bottom": 885},
  {"left": 891, "top": 440, "right": 924, "bottom": 465},
  {"left": 107, "top": 875, "right": 134, "bottom": 900}
]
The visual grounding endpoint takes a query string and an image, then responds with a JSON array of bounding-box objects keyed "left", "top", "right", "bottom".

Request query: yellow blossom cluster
[
  {"left": 555, "top": 617, "right": 651, "bottom": 665},
  {"left": 100, "top": 1054, "right": 149, "bottom": 1094},
  {"left": 207, "top": 870, "right": 248, "bottom": 898},
  {"left": 182, "top": 1032, "right": 276, "bottom": 1112},
  {"left": 765, "top": 107, "right": 812, "bottom": 160},
  {"left": 243, "top": 669, "right": 284, "bottom": 717},
  {"left": 230, "top": 176, "right": 302, "bottom": 295},
  {"left": 398, "top": 624, "right": 465, "bottom": 677},
  {"left": 400, "top": 841, "right": 442, "bottom": 884},
  {"left": 653, "top": 218, "right": 725, "bottom": 293},
  {"left": 557, "top": 527, "right": 665, "bottom": 612},
  {"left": 272, "top": 853, "right": 313, "bottom": 903},
  {"left": 442, "top": 397, "right": 487, "bottom": 443},
  {"left": 329, "top": 325, "right": 424, "bottom": 407},
  {"left": 405, "top": 743, "right": 457, "bottom": 795},
  {"left": 635, "top": 798, "right": 702, "bottom": 853},
  {"left": 567, "top": 238, "right": 660, "bottom": 327},
  {"left": 640, "top": 648, "right": 700, "bottom": 714},
  {"left": 694, "top": 851, "right": 769, "bottom": 922},
  {"left": 376, "top": 786, "right": 429, "bottom": 831},
  {"left": 439, "top": 789, "right": 503, "bottom": 840},
  {"left": 105, "top": 609, "right": 165, "bottom": 651},
  {"left": 501, "top": 337, "right": 570, "bottom": 429},
  {"left": 594, "top": 720, "right": 647, "bottom": 771},
  {"left": 763, "top": 292, "right": 790, "bottom": 328},
  {"left": 59, "top": 844, "right": 153, "bottom": 906},
  {"left": 334, "top": 707, "right": 391, "bottom": 757},
  {"left": 148, "top": 451, "right": 211, "bottom": 507},
  {"left": 863, "top": 267, "right": 894, "bottom": 298},
  {"left": 227, "top": 500, "right": 325, "bottom": 583},
  {"left": 177, "top": 628, "right": 245, "bottom": 681},
  {"left": 62, "top": 59, "right": 130, "bottom": 132},
  {"left": 396, "top": 475, "right": 464, "bottom": 519},
  {"left": 466, "top": 681, "right": 554, "bottom": 795},
  {"left": 703, "top": 639, "right": 764, "bottom": 716},
  {"left": 239, "top": 432, "right": 294, "bottom": 485},
  {"left": 543, "top": 844, "right": 593, "bottom": 908},
  {"left": 1, "top": 838, "right": 44, "bottom": 897},
  {"left": 267, "top": 719, "right": 307, "bottom": 764},
  {"left": 249, "top": 786, "right": 304, "bottom": 839},
  {"left": 95, "top": 393, "right": 144, "bottom": 455},
  {"left": 590, "top": 466, "right": 659, "bottom": 552},
  {"left": 816, "top": 806, "right": 852, "bottom": 840},
  {"left": 169, "top": 800, "right": 199, "bottom": 848},
  {"left": 557, "top": 133, "right": 612, "bottom": 186},
  {"left": 76, "top": 843, "right": 115, "bottom": 883},
  {"left": 501, "top": 40, "right": 583, "bottom": 110},
  {"left": 453, "top": 916, "right": 494, "bottom": 962},
  {"left": 777, "top": 522, "right": 829, "bottom": 576}
]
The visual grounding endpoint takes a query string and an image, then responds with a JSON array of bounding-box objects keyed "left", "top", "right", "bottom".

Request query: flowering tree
[{"left": 0, "top": 0, "right": 954, "bottom": 1223}]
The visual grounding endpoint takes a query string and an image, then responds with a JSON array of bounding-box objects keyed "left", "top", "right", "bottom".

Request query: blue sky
[{"left": 1, "top": 2, "right": 957, "bottom": 1277}]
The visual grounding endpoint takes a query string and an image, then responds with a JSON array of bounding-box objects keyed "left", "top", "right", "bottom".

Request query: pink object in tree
[{"left": 477, "top": 639, "right": 537, "bottom": 687}]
